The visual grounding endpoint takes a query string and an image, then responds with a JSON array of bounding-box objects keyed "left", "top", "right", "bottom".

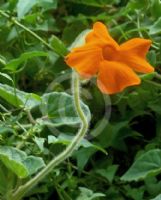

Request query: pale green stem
[
  {"left": 0, "top": 10, "right": 53, "bottom": 51},
  {"left": 10, "top": 72, "right": 89, "bottom": 200},
  {"left": 144, "top": 80, "right": 161, "bottom": 88},
  {"left": 155, "top": 72, "right": 161, "bottom": 81}
]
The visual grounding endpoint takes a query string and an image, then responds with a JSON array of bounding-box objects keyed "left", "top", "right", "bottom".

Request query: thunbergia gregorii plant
[
  {"left": 8, "top": 22, "right": 154, "bottom": 200},
  {"left": 0, "top": 8, "right": 158, "bottom": 200}
]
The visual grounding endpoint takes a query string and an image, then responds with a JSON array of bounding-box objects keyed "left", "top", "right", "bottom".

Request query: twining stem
[
  {"left": 0, "top": 10, "right": 53, "bottom": 51},
  {"left": 11, "top": 72, "right": 89, "bottom": 200}
]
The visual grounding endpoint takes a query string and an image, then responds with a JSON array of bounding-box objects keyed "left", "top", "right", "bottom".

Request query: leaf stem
[
  {"left": 0, "top": 10, "right": 53, "bottom": 51},
  {"left": 11, "top": 72, "right": 89, "bottom": 200}
]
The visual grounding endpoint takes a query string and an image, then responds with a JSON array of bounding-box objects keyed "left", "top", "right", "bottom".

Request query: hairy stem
[{"left": 10, "top": 72, "right": 89, "bottom": 200}]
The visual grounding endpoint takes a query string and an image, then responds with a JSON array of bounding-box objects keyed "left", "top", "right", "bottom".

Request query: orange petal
[
  {"left": 97, "top": 61, "right": 141, "bottom": 94},
  {"left": 86, "top": 22, "right": 118, "bottom": 48},
  {"left": 119, "top": 38, "right": 154, "bottom": 73},
  {"left": 85, "top": 31, "right": 100, "bottom": 44},
  {"left": 120, "top": 38, "right": 152, "bottom": 57},
  {"left": 93, "top": 22, "right": 112, "bottom": 40},
  {"left": 121, "top": 55, "right": 154, "bottom": 73},
  {"left": 65, "top": 45, "right": 103, "bottom": 78}
]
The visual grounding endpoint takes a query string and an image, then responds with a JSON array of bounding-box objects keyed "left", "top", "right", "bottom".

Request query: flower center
[{"left": 102, "top": 45, "right": 117, "bottom": 61}]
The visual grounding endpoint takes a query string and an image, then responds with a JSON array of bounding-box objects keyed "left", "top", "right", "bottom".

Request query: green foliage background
[{"left": 0, "top": 0, "right": 161, "bottom": 199}]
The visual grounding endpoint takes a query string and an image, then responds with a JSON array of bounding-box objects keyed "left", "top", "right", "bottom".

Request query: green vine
[{"left": 10, "top": 72, "right": 89, "bottom": 200}]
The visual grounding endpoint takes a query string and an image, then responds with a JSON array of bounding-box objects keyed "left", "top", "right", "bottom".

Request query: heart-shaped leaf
[
  {"left": 40, "top": 92, "right": 91, "bottom": 126},
  {"left": 0, "top": 146, "right": 45, "bottom": 178},
  {"left": 121, "top": 149, "right": 161, "bottom": 181}
]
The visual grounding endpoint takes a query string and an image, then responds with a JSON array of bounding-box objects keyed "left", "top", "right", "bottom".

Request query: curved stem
[
  {"left": 26, "top": 110, "right": 36, "bottom": 125},
  {"left": 11, "top": 72, "right": 89, "bottom": 200}
]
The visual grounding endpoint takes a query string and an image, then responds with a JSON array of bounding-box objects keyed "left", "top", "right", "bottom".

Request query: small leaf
[
  {"left": 69, "top": 29, "right": 91, "bottom": 50},
  {"left": 5, "top": 51, "right": 48, "bottom": 72},
  {"left": 150, "top": 0, "right": 161, "bottom": 19},
  {"left": 76, "top": 187, "right": 105, "bottom": 200},
  {"left": 0, "top": 72, "right": 13, "bottom": 82},
  {"left": 48, "top": 135, "right": 58, "bottom": 144},
  {"left": 151, "top": 194, "right": 161, "bottom": 200},
  {"left": 121, "top": 149, "right": 161, "bottom": 181},
  {"left": 48, "top": 133, "right": 106, "bottom": 154},
  {"left": 50, "top": 35, "right": 68, "bottom": 56},
  {"left": 0, "top": 83, "right": 41, "bottom": 109},
  {"left": 34, "top": 137, "right": 45, "bottom": 152},
  {"left": 149, "top": 17, "right": 161, "bottom": 35},
  {"left": 96, "top": 165, "right": 119, "bottom": 183},
  {"left": 147, "top": 50, "right": 157, "bottom": 67},
  {"left": 0, "top": 164, "right": 8, "bottom": 194},
  {"left": 38, "top": 0, "right": 57, "bottom": 10},
  {"left": 0, "top": 123, "right": 15, "bottom": 135},
  {"left": 140, "top": 72, "right": 157, "bottom": 81},
  {"left": 17, "top": 0, "right": 37, "bottom": 19},
  {"left": 75, "top": 148, "right": 96, "bottom": 171}
]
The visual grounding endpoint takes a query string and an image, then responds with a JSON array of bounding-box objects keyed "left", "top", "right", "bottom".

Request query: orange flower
[{"left": 65, "top": 22, "right": 154, "bottom": 94}]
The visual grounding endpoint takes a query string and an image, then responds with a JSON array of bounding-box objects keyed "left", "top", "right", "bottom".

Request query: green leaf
[
  {"left": 0, "top": 163, "right": 8, "bottom": 194},
  {"left": 144, "top": 177, "right": 161, "bottom": 196},
  {"left": 48, "top": 135, "right": 57, "bottom": 144},
  {"left": 40, "top": 92, "right": 91, "bottom": 126},
  {"left": 69, "top": 29, "right": 91, "bottom": 50},
  {"left": 76, "top": 187, "right": 105, "bottom": 200},
  {"left": 5, "top": 51, "right": 48, "bottom": 72},
  {"left": 96, "top": 121, "right": 129, "bottom": 150},
  {"left": 17, "top": 0, "right": 37, "bottom": 19},
  {"left": 68, "top": 0, "right": 116, "bottom": 7},
  {"left": 17, "top": 0, "right": 57, "bottom": 19},
  {"left": 48, "top": 133, "right": 106, "bottom": 171},
  {"left": 50, "top": 35, "right": 68, "bottom": 56},
  {"left": 62, "top": 21, "right": 87, "bottom": 45},
  {"left": 147, "top": 50, "right": 157, "bottom": 67},
  {"left": 96, "top": 165, "right": 119, "bottom": 183},
  {"left": 124, "top": 185, "right": 144, "bottom": 200},
  {"left": 150, "top": 0, "right": 161, "bottom": 19},
  {"left": 48, "top": 133, "right": 106, "bottom": 154},
  {"left": 126, "top": 0, "right": 149, "bottom": 11},
  {"left": 38, "top": 0, "right": 57, "bottom": 11},
  {"left": 151, "top": 194, "right": 161, "bottom": 200},
  {"left": 121, "top": 149, "right": 161, "bottom": 181},
  {"left": 149, "top": 17, "right": 161, "bottom": 35},
  {"left": 0, "top": 123, "right": 15, "bottom": 135},
  {"left": 22, "top": 156, "right": 45, "bottom": 176},
  {"left": 34, "top": 137, "right": 45, "bottom": 152},
  {"left": 140, "top": 72, "right": 157, "bottom": 81},
  {"left": 0, "top": 146, "right": 45, "bottom": 178},
  {"left": 0, "top": 72, "right": 13, "bottom": 82},
  {"left": 75, "top": 148, "right": 96, "bottom": 171},
  {"left": 0, "top": 83, "right": 41, "bottom": 109}
]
